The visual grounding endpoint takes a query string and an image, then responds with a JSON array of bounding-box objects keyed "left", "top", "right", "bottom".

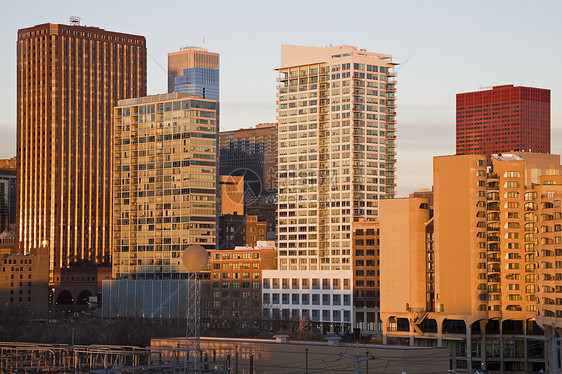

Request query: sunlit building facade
[
  {"left": 112, "top": 93, "right": 218, "bottom": 279},
  {"left": 380, "top": 152, "right": 562, "bottom": 373},
  {"left": 263, "top": 45, "right": 397, "bottom": 332},
  {"left": 16, "top": 22, "right": 147, "bottom": 281}
]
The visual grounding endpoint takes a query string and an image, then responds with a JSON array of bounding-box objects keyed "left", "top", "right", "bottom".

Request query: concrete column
[
  {"left": 410, "top": 321, "right": 415, "bottom": 346},
  {"left": 523, "top": 319, "right": 530, "bottom": 371},
  {"left": 467, "top": 321, "right": 472, "bottom": 373},
  {"left": 381, "top": 315, "right": 388, "bottom": 344},
  {"left": 437, "top": 317, "right": 443, "bottom": 347},
  {"left": 499, "top": 320, "right": 504, "bottom": 370},
  {"left": 480, "top": 319, "right": 487, "bottom": 370}
]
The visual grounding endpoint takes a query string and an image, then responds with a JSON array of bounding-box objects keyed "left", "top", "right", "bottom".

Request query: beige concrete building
[
  {"left": 112, "top": 93, "right": 218, "bottom": 279},
  {"left": 380, "top": 152, "right": 562, "bottom": 373}
]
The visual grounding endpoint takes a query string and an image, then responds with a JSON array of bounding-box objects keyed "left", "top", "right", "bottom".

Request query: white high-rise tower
[{"left": 263, "top": 45, "right": 397, "bottom": 332}]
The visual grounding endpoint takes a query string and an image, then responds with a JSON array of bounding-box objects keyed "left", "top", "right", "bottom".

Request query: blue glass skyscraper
[
  {"left": 168, "top": 47, "right": 219, "bottom": 101},
  {"left": 173, "top": 67, "right": 219, "bottom": 101}
]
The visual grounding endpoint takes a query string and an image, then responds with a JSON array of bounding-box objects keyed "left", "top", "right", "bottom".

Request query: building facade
[
  {"left": 352, "top": 220, "right": 381, "bottom": 333},
  {"left": 380, "top": 152, "right": 562, "bottom": 373},
  {"left": 0, "top": 160, "right": 16, "bottom": 235},
  {"left": 219, "top": 123, "right": 278, "bottom": 236},
  {"left": 218, "top": 214, "right": 267, "bottom": 250},
  {"left": 264, "top": 45, "right": 397, "bottom": 332},
  {"left": 0, "top": 249, "right": 49, "bottom": 317},
  {"left": 220, "top": 175, "right": 244, "bottom": 216},
  {"left": 202, "top": 246, "right": 277, "bottom": 330},
  {"left": 456, "top": 85, "right": 550, "bottom": 157},
  {"left": 112, "top": 93, "right": 218, "bottom": 279},
  {"left": 17, "top": 23, "right": 147, "bottom": 281},
  {"left": 219, "top": 123, "right": 278, "bottom": 193},
  {"left": 168, "top": 47, "right": 219, "bottom": 101}
]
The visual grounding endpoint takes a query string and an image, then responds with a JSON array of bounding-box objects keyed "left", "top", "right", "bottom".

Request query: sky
[{"left": 0, "top": 0, "right": 561, "bottom": 196}]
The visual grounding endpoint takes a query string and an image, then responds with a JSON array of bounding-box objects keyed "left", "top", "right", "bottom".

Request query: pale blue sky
[{"left": 1, "top": 0, "right": 561, "bottom": 195}]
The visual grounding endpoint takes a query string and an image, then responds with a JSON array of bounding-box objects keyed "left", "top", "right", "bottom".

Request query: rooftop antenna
[
  {"left": 70, "top": 16, "right": 81, "bottom": 26},
  {"left": 202, "top": 37, "right": 205, "bottom": 48},
  {"left": 181, "top": 245, "right": 209, "bottom": 374}
]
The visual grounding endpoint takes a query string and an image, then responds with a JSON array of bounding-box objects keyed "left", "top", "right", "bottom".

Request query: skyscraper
[
  {"left": 263, "top": 45, "right": 397, "bottom": 332},
  {"left": 168, "top": 47, "right": 219, "bottom": 101},
  {"left": 17, "top": 22, "right": 147, "bottom": 281},
  {"left": 112, "top": 93, "right": 218, "bottom": 279},
  {"left": 456, "top": 85, "right": 550, "bottom": 157}
]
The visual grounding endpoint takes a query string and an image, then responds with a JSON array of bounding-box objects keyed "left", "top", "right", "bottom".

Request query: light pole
[{"left": 51, "top": 287, "right": 56, "bottom": 321}]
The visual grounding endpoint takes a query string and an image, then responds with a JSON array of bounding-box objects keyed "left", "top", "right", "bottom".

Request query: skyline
[{"left": 1, "top": 0, "right": 561, "bottom": 196}]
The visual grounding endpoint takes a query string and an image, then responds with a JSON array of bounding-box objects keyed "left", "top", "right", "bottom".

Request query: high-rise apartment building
[
  {"left": 17, "top": 22, "right": 147, "bottom": 281},
  {"left": 380, "top": 152, "right": 562, "bottom": 373},
  {"left": 112, "top": 93, "right": 218, "bottom": 279},
  {"left": 168, "top": 47, "right": 219, "bottom": 101},
  {"left": 263, "top": 45, "right": 397, "bottom": 332},
  {"left": 456, "top": 85, "right": 550, "bottom": 157}
]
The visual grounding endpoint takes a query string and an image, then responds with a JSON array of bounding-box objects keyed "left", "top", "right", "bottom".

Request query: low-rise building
[
  {"left": 203, "top": 244, "right": 277, "bottom": 330},
  {"left": 0, "top": 249, "right": 49, "bottom": 317}
]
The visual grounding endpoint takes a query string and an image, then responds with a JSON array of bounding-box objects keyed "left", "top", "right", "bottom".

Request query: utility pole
[
  {"left": 341, "top": 353, "right": 372, "bottom": 374},
  {"left": 515, "top": 324, "right": 560, "bottom": 374}
]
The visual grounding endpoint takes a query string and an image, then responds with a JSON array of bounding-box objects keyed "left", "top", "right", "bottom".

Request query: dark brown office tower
[{"left": 17, "top": 22, "right": 146, "bottom": 282}]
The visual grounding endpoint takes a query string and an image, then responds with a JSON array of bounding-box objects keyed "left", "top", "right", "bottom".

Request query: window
[
  {"left": 504, "top": 171, "right": 520, "bottom": 178},
  {"left": 312, "top": 294, "right": 320, "bottom": 305},
  {"left": 312, "top": 279, "right": 320, "bottom": 289},
  {"left": 333, "top": 294, "right": 341, "bottom": 305}
]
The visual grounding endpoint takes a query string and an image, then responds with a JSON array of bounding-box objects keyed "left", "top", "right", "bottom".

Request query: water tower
[{"left": 182, "top": 245, "right": 209, "bottom": 373}]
